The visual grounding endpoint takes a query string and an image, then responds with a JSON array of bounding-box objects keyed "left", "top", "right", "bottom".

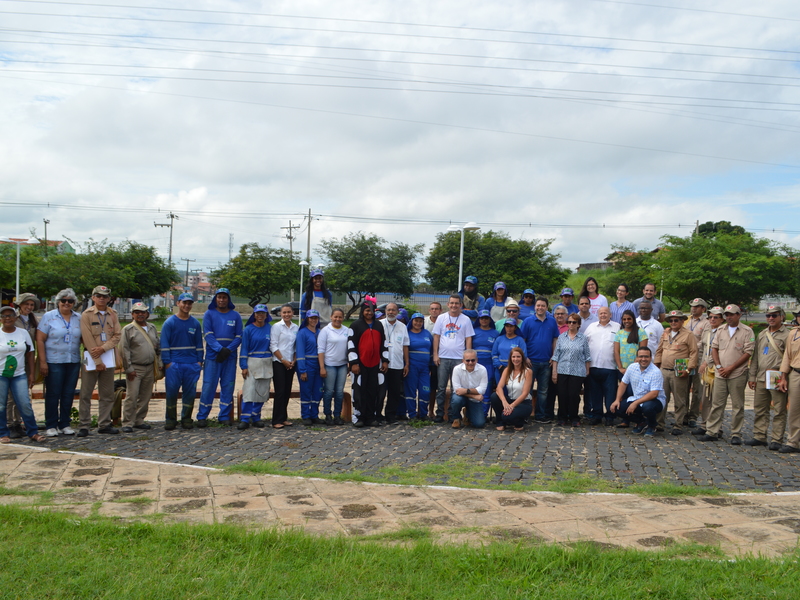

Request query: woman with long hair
[
  {"left": 610, "top": 284, "right": 635, "bottom": 324},
  {"left": 613, "top": 309, "right": 648, "bottom": 427},
  {"left": 318, "top": 308, "right": 350, "bottom": 425},
  {"left": 491, "top": 346, "right": 533, "bottom": 431},
  {"left": 551, "top": 314, "right": 592, "bottom": 426},
  {"left": 579, "top": 277, "right": 607, "bottom": 317}
]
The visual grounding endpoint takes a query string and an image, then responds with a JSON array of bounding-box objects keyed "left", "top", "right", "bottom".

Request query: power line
[{"left": 585, "top": 0, "right": 800, "bottom": 23}]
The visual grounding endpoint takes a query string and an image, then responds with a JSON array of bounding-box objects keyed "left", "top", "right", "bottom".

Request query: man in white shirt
[
  {"left": 381, "top": 303, "right": 410, "bottom": 424},
  {"left": 432, "top": 295, "right": 474, "bottom": 423},
  {"left": 449, "top": 350, "right": 488, "bottom": 429},
  {"left": 584, "top": 307, "right": 621, "bottom": 425},
  {"left": 636, "top": 301, "right": 664, "bottom": 360}
]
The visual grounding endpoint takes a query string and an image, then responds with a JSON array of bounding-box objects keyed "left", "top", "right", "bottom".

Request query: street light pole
[
  {"left": 446, "top": 222, "right": 480, "bottom": 291},
  {"left": 0, "top": 236, "right": 39, "bottom": 302}
]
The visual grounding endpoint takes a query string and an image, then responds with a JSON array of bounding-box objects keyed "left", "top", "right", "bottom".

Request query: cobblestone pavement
[
  {"left": 1, "top": 445, "right": 799, "bottom": 556},
  {"left": 26, "top": 408, "right": 800, "bottom": 492}
]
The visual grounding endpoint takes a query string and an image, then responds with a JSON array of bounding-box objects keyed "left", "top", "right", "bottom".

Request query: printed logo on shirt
[
  {"left": 443, "top": 322, "right": 462, "bottom": 339},
  {"left": 227, "top": 320, "right": 236, "bottom": 327},
  {"left": 188, "top": 328, "right": 196, "bottom": 334}
]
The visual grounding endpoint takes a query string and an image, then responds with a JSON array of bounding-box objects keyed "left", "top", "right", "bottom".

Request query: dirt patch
[
  {"left": 62, "top": 479, "right": 95, "bottom": 488},
  {"left": 771, "top": 518, "right": 800, "bottom": 534},
  {"left": 302, "top": 510, "right": 331, "bottom": 520},
  {"left": 650, "top": 497, "right": 696, "bottom": 506},
  {"left": 497, "top": 496, "right": 538, "bottom": 508},
  {"left": 286, "top": 494, "right": 314, "bottom": 506},
  {"left": 72, "top": 468, "right": 111, "bottom": 478},
  {"left": 112, "top": 479, "right": 151, "bottom": 487},
  {"left": 56, "top": 490, "right": 100, "bottom": 502},
  {"left": 701, "top": 497, "right": 751, "bottom": 507},
  {"left": 390, "top": 503, "right": 435, "bottom": 516},
  {"left": 162, "top": 499, "right": 208, "bottom": 513},
  {"left": 588, "top": 515, "right": 631, "bottom": 529},
  {"left": 163, "top": 487, "right": 210, "bottom": 499},
  {"left": 221, "top": 500, "right": 248, "bottom": 509},
  {"left": 414, "top": 515, "right": 460, "bottom": 527},
  {"left": 345, "top": 520, "right": 384, "bottom": 535},
  {"left": 637, "top": 536, "right": 675, "bottom": 548},
  {"left": 255, "top": 492, "right": 271, "bottom": 497},
  {"left": 75, "top": 459, "right": 109, "bottom": 467},
  {"left": 682, "top": 529, "right": 729, "bottom": 545},
  {"left": 109, "top": 490, "right": 145, "bottom": 500},
  {"left": 35, "top": 460, "right": 69, "bottom": 469},
  {"left": 340, "top": 504, "right": 378, "bottom": 519},
  {"left": 734, "top": 506, "right": 784, "bottom": 519},
  {"left": 0, "top": 453, "right": 20, "bottom": 460},
  {"left": 727, "top": 527, "right": 774, "bottom": 543}
]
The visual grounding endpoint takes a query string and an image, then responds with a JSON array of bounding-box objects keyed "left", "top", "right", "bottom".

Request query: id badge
[
  {"left": 101, "top": 332, "right": 107, "bottom": 342},
  {"left": 64, "top": 334, "right": 71, "bottom": 344}
]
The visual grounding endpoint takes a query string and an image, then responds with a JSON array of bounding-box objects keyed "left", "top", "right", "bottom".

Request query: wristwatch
[{"left": 715, "top": 364, "right": 722, "bottom": 370}]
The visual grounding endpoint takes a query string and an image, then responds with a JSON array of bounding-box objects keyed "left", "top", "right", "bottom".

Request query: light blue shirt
[
  {"left": 622, "top": 361, "right": 666, "bottom": 409},
  {"left": 38, "top": 309, "right": 82, "bottom": 363}
]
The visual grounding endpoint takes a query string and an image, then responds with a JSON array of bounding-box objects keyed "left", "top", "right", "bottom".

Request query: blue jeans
[
  {"left": 491, "top": 393, "right": 533, "bottom": 428},
  {"left": 0, "top": 374, "right": 39, "bottom": 438},
  {"left": 531, "top": 362, "right": 552, "bottom": 420},
  {"left": 448, "top": 394, "right": 487, "bottom": 428},
  {"left": 44, "top": 362, "right": 81, "bottom": 430},
  {"left": 322, "top": 364, "right": 347, "bottom": 417},
  {"left": 587, "top": 367, "right": 618, "bottom": 421},
  {"left": 621, "top": 398, "right": 662, "bottom": 429},
  {"left": 435, "top": 358, "right": 461, "bottom": 418},
  {"left": 197, "top": 354, "right": 237, "bottom": 421},
  {"left": 165, "top": 362, "right": 201, "bottom": 425}
]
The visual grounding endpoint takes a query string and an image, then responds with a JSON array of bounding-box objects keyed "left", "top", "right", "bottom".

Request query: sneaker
[
  {"left": 76, "top": 428, "right": 89, "bottom": 437},
  {"left": 644, "top": 428, "right": 656, "bottom": 437},
  {"left": 730, "top": 436, "right": 742, "bottom": 446},
  {"left": 779, "top": 444, "right": 800, "bottom": 453},
  {"left": 237, "top": 421, "right": 250, "bottom": 430},
  {"left": 122, "top": 426, "right": 133, "bottom": 433},
  {"left": 571, "top": 420, "right": 581, "bottom": 427},
  {"left": 59, "top": 426, "right": 76, "bottom": 435},
  {"left": 768, "top": 442, "right": 782, "bottom": 451},
  {"left": 451, "top": 419, "right": 461, "bottom": 429},
  {"left": 534, "top": 417, "right": 551, "bottom": 424},
  {"left": 97, "top": 426, "right": 119, "bottom": 434},
  {"left": 744, "top": 438, "right": 767, "bottom": 447},
  {"left": 196, "top": 419, "right": 208, "bottom": 428},
  {"left": 671, "top": 427, "right": 683, "bottom": 436},
  {"left": 133, "top": 424, "right": 152, "bottom": 430},
  {"left": 631, "top": 423, "right": 647, "bottom": 434},
  {"left": 45, "top": 428, "right": 59, "bottom": 437}
]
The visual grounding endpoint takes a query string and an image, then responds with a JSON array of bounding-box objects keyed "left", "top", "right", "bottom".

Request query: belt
[{"left": 794, "top": 368, "right": 800, "bottom": 375}]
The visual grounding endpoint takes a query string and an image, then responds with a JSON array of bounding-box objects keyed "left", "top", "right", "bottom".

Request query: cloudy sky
[{"left": 2, "top": 0, "right": 799, "bottom": 279}]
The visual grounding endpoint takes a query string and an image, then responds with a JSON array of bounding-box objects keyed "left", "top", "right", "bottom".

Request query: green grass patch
[
  {"left": 0, "top": 505, "right": 797, "bottom": 599},
  {"left": 224, "top": 459, "right": 731, "bottom": 497},
  {"left": 0, "top": 485, "right": 42, "bottom": 497}
]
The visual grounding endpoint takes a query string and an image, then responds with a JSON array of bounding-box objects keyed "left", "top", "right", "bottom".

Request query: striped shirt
[
  {"left": 621, "top": 362, "right": 666, "bottom": 408},
  {"left": 551, "top": 332, "right": 592, "bottom": 377}
]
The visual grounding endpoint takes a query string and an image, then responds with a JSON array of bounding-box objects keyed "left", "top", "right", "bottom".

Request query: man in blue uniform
[{"left": 196, "top": 288, "right": 242, "bottom": 426}]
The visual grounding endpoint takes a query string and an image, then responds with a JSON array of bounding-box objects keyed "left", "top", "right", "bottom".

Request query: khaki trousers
[
  {"left": 79, "top": 367, "right": 115, "bottom": 429},
  {"left": 698, "top": 378, "right": 714, "bottom": 426},
  {"left": 705, "top": 373, "right": 747, "bottom": 437},
  {"left": 688, "top": 371, "right": 702, "bottom": 421},
  {"left": 123, "top": 364, "right": 155, "bottom": 427},
  {"left": 751, "top": 382, "right": 787, "bottom": 444},
  {"left": 786, "top": 371, "right": 800, "bottom": 449},
  {"left": 658, "top": 368, "right": 690, "bottom": 429}
]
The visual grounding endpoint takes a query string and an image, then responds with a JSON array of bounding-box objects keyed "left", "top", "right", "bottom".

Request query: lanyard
[
  {"left": 689, "top": 318, "right": 702, "bottom": 332},
  {"left": 98, "top": 312, "right": 107, "bottom": 332},
  {"left": 58, "top": 312, "right": 73, "bottom": 331}
]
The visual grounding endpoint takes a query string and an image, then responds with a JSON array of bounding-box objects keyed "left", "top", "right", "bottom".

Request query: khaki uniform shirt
[
  {"left": 80, "top": 305, "right": 122, "bottom": 367},
  {"left": 119, "top": 322, "right": 162, "bottom": 374},
  {"left": 685, "top": 315, "right": 709, "bottom": 345},
  {"left": 779, "top": 327, "right": 800, "bottom": 373},
  {"left": 712, "top": 323, "right": 755, "bottom": 379},
  {"left": 698, "top": 327, "right": 718, "bottom": 366},
  {"left": 748, "top": 325, "right": 788, "bottom": 383},
  {"left": 655, "top": 327, "right": 698, "bottom": 370}
]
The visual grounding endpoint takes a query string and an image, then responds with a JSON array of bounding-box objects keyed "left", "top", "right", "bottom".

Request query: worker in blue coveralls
[
  {"left": 458, "top": 275, "right": 485, "bottom": 320},
  {"left": 405, "top": 312, "right": 433, "bottom": 420},
  {"left": 196, "top": 288, "right": 242, "bottom": 427},
  {"left": 161, "top": 293, "right": 204, "bottom": 430},
  {"left": 472, "top": 309, "right": 498, "bottom": 416},
  {"left": 237, "top": 304, "right": 272, "bottom": 430},
  {"left": 300, "top": 269, "right": 334, "bottom": 328},
  {"left": 296, "top": 309, "right": 325, "bottom": 425}
]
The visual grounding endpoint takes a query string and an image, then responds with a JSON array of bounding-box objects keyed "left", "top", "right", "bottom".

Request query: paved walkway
[{"left": 1, "top": 444, "right": 799, "bottom": 557}]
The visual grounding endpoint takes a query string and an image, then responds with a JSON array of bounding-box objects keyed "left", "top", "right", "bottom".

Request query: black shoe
[
  {"left": 324, "top": 416, "right": 334, "bottom": 426},
  {"left": 369, "top": 420, "right": 382, "bottom": 427},
  {"left": 164, "top": 423, "right": 176, "bottom": 431},
  {"left": 76, "top": 428, "right": 89, "bottom": 437},
  {"left": 769, "top": 442, "right": 782, "bottom": 451},
  {"left": 397, "top": 415, "right": 409, "bottom": 421},
  {"left": 8, "top": 425, "right": 23, "bottom": 439},
  {"left": 133, "top": 423, "right": 151, "bottom": 430},
  {"left": 353, "top": 420, "right": 365, "bottom": 428},
  {"left": 181, "top": 420, "right": 193, "bottom": 430},
  {"left": 251, "top": 420, "right": 265, "bottom": 428},
  {"left": 333, "top": 417, "right": 345, "bottom": 425},
  {"left": 671, "top": 427, "right": 683, "bottom": 436},
  {"left": 687, "top": 420, "right": 697, "bottom": 428},
  {"left": 744, "top": 438, "right": 767, "bottom": 447},
  {"left": 219, "top": 420, "right": 233, "bottom": 427},
  {"left": 699, "top": 434, "right": 720, "bottom": 442},
  {"left": 122, "top": 426, "right": 133, "bottom": 433},
  {"left": 779, "top": 445, "right": 800, "bottom": 453},
  {"left": 196, "top": 419, "right": 208, "bottom": 428},
  {"left": 311, "top": 417, "right": 326, "bottom": 425},
  {"left": 301, "top": 419, "right": 314, "bottom": 426},
  {"left": 385, "top": 418, "right": 397, "bottom": 425},
  {"left": 237, "top": 421, "right": 250, "bottom": 430},
  {"left": 691, "top": 427, "right": 706, "bottom": 436},
  {"left": 730, "top": 436, "right": 742, "bottom": 446},
  {"left": 433, "top": 416, "right": 444, "bottom": 423},
  {"left": 588, "top": 418, "right": 603, "bottom": 426},
  {"left": 97, "top": 426, "right": 119, "bottom": 434}
]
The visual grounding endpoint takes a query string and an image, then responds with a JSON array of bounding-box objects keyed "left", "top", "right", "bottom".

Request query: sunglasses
[
  {"left": 464, "top": 359, "right": 476, "bottom": 363},
  {"left": 60, "top": 299, "right": 75, "bottom": 304},
  {"left": 667, "top": 318, "right": 682, "bottom": 323},
  {"left": 766, "top": 313, "right": 780, "bottom": 318},
  {"left": 567, "top": 320, "right": 579, "bottom": 324}
]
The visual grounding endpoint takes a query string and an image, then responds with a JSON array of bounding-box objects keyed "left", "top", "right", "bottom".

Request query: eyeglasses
[
  {"left": 60, "top": 299, "right": 75, "bottom": 304},
  {"left": 766, "top": 313, "right": 780, "bottom": 318},
  {"left": 464, "top": 359, "right": 476, "bottom": 363},
  {"left": 567, "top": 320, "right": 579, "bottom": 324}
]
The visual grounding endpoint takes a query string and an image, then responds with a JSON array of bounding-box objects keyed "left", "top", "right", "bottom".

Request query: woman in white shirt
[
  {"left": 490, "top": 346, "right": 533, "bottom": 432},
  {"left": 269, "top": 304, "right": 299, "bottom": 429},
  {"left": 318, "top": 308, "right": 351, "bottom": 425}
]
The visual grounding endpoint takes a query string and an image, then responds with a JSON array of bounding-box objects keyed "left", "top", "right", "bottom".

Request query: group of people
[{"left": 1, "top": 272, "right": 799, "bottom": 455}]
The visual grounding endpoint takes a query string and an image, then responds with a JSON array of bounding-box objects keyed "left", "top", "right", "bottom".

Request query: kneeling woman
[
  {"left": 296, "top": 309, "right": 324, "bottom": 425},
  {"left": 491, "top": 347, "right": 533, "bottom": 432},
  {"left": 238, "top": 304, "right": 272, "bottom": 430}
]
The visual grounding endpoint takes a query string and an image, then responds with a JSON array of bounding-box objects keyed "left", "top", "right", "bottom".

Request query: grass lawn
[{"left": 1, "top": 504, "right": 797, "bottom": 599}]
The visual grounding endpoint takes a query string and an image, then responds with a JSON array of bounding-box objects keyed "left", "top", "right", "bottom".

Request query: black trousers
[
  {"left": 383, "top": 368, "right": 405, "bottom": 419},
  {"left": 272, "top": 364, "right": 295, "bottom": 425},
  {"left": 354, "top": 364, "right": 382, "bottom": 423},
  {"left": 557, "top": 374, "right": 585, "bottom": 422}
]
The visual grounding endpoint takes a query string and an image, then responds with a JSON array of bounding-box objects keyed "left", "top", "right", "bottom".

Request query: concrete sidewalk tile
[
  {"left": 158, "top": 498, "right": 213, "bottom": 514},
  {"left": 406, "top": 513, "right": 464, "bottom": 528},
  {"left": 55, "top": 476, "right": 107, "bottom": 491},
  {"left": 211, "top": 484, "right": 263, "bottom": 498},
  {"left": 679, "top": 507, "right": 751, "bottom": 526},
  {"left": 640, "top": 511, "right": 708, "bottom": 531},
  {"left": 557, "top": 501, "right": 626, "bottom": 520},
  {"left": 213, "top": 495, "right": 271, "bottom": 511},
  {"left": 160, "top": 472, "right": 210, "bottom": 487},
  {"left": 366, "top": 486, "right": 428, "bottom": 503},
  {"left": 268, "top": 493, "right": 326, "bottom": 510},
  {"left": 216, "top": 509, "right": 280, "bottom": 527},
  {"left": 208, "top": 473, "right": 260, "bottom": 486},
  {"left": 0, "top": 495, "right": 39, "bottom": 505},
  {"left": 257, "top": 476, "right": 318, "bottom": 495},
  {"left": 585, "top": 514, "right": 664, "bottom": 539},
  {"left": 719, "top": 522, "right": 798, "bottom": 545},
  {"left": 499, "top": 504, "right": 575, "bottom": 524},
  {"left": 432, "top": 493, "right": 496, "bottom": 514},
  {"left": 610, "top": 497, "right": 676, "bottom": 513},
  {"left": 483, "top": 525, "right": 547, "bottom": 543},
  {"left": 534, "top": 519, "right": 608, "bottom": 543},
  {"left": 38, "top": 503, "right": 94, "bottom": 517},
  {"left": 678, "top": 527, "right": 733, "bottom": 545},
  {"left": 98, "top": 501, "right": 157, "bottom": 518},
  {"left": 160, "top": 485, "right": 212, "bottom": 500},
  {"left": 455, "top": 509, "right": 523, "bottom": 528},
  {"left": 162, "top": 513, "right": 215, "bottom": 524},
  {"left": 613, "top": 533, "right": 678, "bottom": 550},
  {"left": 50, "top": 489, "right": 102, "bottom": 504},
  {"left": 315, "top": 489, "right": 381, "bottom": 506},
  {"left": 103, "top": 488, "right": 157, "bottom": 501},
  {"left": 383, "top": 500, "right": 451, "bottom": 517}
]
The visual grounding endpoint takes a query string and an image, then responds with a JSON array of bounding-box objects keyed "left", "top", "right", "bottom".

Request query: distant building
[
  {"left": 0, "top": 238, "right": 74, "bottom": 254},
  {"left": 576, "top": 261, "right": 613, "bottom": 272}
]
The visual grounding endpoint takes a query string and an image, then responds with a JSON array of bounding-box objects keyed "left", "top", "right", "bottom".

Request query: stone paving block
[
  {"left": 213, "top": 495, "right": 271, "bottom": 511},
  {"left": 158, "top": 498, "right": 213, "bottom": 514},
  {"left": 268, "top": 493, "right": 327, "bottom": 510},
  {"left": 533, "top": 519, "right": 609, "bottom": 543},
  {"left": 210, "top": 484, "right": 263, "bottom": 498},
  {"left": 98, "top": 501, "right": 157, "bottom": 518},
  {"left": 216, "top": 509, "right": 280, "bottom": 527}
]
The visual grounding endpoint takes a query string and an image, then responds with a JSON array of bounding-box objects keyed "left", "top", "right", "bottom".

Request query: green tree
[
  {"left": 602, "top": 244, "right": 659, "bottom": 300},
  {"left": 656, "top": 231, "right": 795, "bottom": 308},
  {"left": 213, "top": 243, "right": 298, "bottom": 307},
  {"left": 425, "top": 230, "right": 570, "bottom": 296},
  {"left": 696, "top": 220, "right": 748, "bottom": 237},
  {"left": 318, "top": 233, "right": 423, "bottom": 318}
]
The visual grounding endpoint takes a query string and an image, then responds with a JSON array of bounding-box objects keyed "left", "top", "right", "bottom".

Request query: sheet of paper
[{"left": 84, "top": 349, "right": 116, "bottom": 371}]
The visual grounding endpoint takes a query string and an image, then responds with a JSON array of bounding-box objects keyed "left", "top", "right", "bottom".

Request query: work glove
[{"left": 215, "top": 347, "right": 232, "bottom": 363}]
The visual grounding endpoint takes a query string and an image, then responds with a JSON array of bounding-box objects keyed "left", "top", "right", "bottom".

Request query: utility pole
[
  {"left": 306, "top": 208, "right": 312, "bottom": 264},
  {"left": 181, "top": 258, "right": 196, "bottom": 290},
  {"left": 154, "top": 212, "right": 178, "bottom": 307},
  {"left": 42, "top": 219, "right": 50, "bottom": 258},
  {"left": 281, "top": 220, "right": 301, "bottom": 300},
  {"left": 229, "top": 233, "right": 234, "bottom": 261}
]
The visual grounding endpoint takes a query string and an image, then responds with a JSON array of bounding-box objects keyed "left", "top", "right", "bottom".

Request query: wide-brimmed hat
[
  {"left": 92, "top": 285, "right": 111, "bottom": 296},
  {"left": 131, "top": 302, "right": 149, "bottom": 313},
  {"left": 708, "top": 306, "right": 724, "bottom": 316},
  {"left": 689, "top": 298, "right": 708, "bottom": 308},
  {"left": 16, "top": 293, "right": 40, "bottom": 310},
  {"left": 666, "top": 310, "right": 688, "bottom": 320}
]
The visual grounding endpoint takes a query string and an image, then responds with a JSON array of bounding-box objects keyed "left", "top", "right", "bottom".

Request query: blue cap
[
  {"left": 478, "top": 309, "right": 491, "bottom": 318},
  {"left": 464, "top": 275, "right": 478, "bottom": 285},
  {"left": 523, "top": 288, "right": 535, "bottom": 296},
  {"left": 493, "top": 281, "right": 507, "bottom": 291},
  {"left": 305, "top": 309, "right": 320, "bottom": 318},
  {"left": 216, "top": 288, "right": 230, "bottom": 297},
  {"left": 253, "top": 304, "right": 268, "bottom": 313},
  {"left": 411, "top": 312, "right": 424, "bottom": 320},
  {"left": 310, "top": 269, "right": 324, "bottom": 278},
  {"left": 560, "top": 287, "right": 574, "bottom": 296},
  {"left": 504, "top": 318, "right": 517, "bottom": 325},
  {"left": 178, "top": 293, "right": 194, "bottom": 302},
  {"left": 375, "top": 311, "right": 384, "bottom": 319}
]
